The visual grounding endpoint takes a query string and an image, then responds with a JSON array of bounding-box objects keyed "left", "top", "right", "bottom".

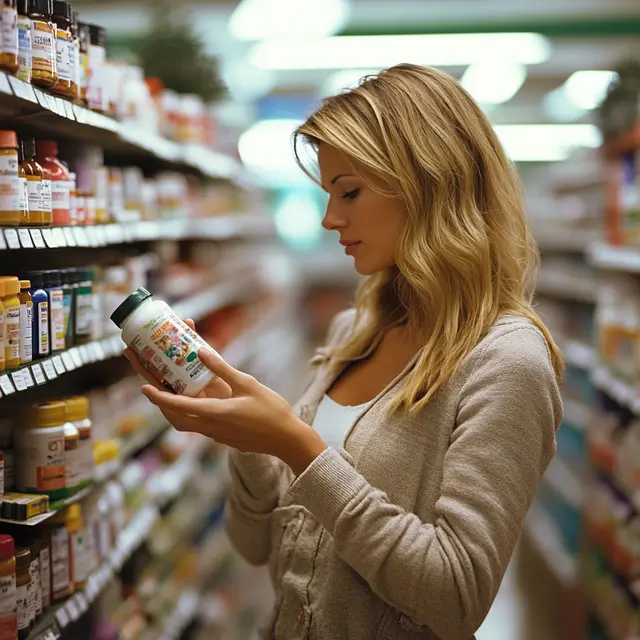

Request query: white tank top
[{"left": 308, "top": 394, "right": 370, "bottom": 451}]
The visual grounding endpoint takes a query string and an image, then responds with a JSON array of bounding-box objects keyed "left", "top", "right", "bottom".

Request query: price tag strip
[
  {"left": 69, "top": 348, "right": 83, "bottom": 369},
  {"left": 42, "top": 359, "right": 57, "bottom": 380},
  {"left": 10, "top": 371, "right": 27, "bottom": 391},
  {"left": 31, "top": 363, "right": 46, "bottom": 384},
  {"left": 61, "top": 352, "right": 75, "bottom": 371},
  {"left": 52, "top": 355, "right": 66, "bottom": 375},
  {"left": 21, "top": 368, "right": 35, "bottom": 388},
  {"left": 30, "top": 229, "right": 46, "bottom": 248},
  {"left": 3, "top": 228, "right": 20, "bottom": 249},
  {"left": 52, "top": 227, "right": 66, "bottom": 247},
  {"left": 18, "top": 228, "right": 34, "bottom": 248},
  {"left": 42, "top": 228, "right": 56, "bottom": 248},
  {"left": 63, "top": 227, "right": 77, "bottom": 246},
  {"left": 0, "top": 375, "right": 15, "bottom": 395}
]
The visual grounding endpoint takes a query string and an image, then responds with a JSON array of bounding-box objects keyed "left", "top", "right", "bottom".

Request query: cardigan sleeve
[{"left": 284, "top": 326, "right": 562, "bottom": 640}]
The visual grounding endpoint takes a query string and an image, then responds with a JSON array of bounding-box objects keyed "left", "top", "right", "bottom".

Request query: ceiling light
[
  {"left": 250, "top": 33, "right": 551, "bottom": 71},
  {"left": 229, "top": 0, "right": 349, "bottom": 41},
  {"left": 564, "top": 70, "right": 618, "bottom": 111},
  {"left": 461, "top": 61, "right": 527, "bottom": 105}
]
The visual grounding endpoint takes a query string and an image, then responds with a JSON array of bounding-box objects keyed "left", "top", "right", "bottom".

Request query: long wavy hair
[{"left": 294, "top": 63, "right": 564, "bottom": 413}]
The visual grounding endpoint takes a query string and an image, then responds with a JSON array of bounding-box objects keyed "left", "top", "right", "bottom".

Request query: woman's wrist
[{"left": 277, "top": 414, "right": 327, "bottom": 476}]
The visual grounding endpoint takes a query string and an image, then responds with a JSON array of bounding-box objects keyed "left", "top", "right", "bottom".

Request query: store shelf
[
  {"left": 563, "top": 398, "right": 592, "bottom": 431},
  {"left": 161, "top": 590, "right": 201, "bottom": 640},
  {"left": 544, "top": 456, "right": 585, "bottom": 510},
  {"left": 0, "top": 215, "right": 274, "bottom": 251},
  {"left": 0, "top": 278, "right": 251, "bottom": 400},
  {"left": 535, "top": 226, "right": 601, "bottom": 253},
  {"left": 0, "top": 72, "right": 245, "bottom": 182},
  {"left": 525, "top": 503, "right": 579, "bottom": 588},
  {"left": 588, "top": 242, "right": 640, "bottom": 273},
  {"left": 591, "top": 364, "right": 640, "bottom": 413},
  {"left": 557, "top": 336, "right": 596, "bottom": 370},
  {"left": 536, "top": 268, "right": 597, "bottom": 303}
]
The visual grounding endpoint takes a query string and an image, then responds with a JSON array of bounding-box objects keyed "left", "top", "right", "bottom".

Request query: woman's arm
[{"left": 284, "top": 327, "right": 561, "bottom": 639}]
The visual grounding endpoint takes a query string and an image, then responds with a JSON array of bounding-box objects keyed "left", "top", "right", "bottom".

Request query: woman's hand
[{"left": 126, "top": 324, "right": 327, "bottom": 475}]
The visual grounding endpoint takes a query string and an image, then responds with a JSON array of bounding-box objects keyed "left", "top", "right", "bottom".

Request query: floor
[{"left": 477, "top": 539, "right": 563, "bottom": 640}]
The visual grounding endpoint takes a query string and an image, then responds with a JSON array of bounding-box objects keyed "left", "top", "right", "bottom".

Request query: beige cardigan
[{"left": 225, "top": 311, "right": 562, "bottom": 640}]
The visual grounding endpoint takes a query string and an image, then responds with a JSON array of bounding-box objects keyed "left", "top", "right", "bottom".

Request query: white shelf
[
  {"left": 535, "top": 227, "right": 601, "bottom": 253},
  {"left": 591, "top": 364, "right": 640, "bottom": 413},
  {"left": 536, "top": 268, "right": 597, "bottom": 303},
  {"left": 588, "top": 242, "right": 640, "bottom": 273},
  {"left": 562, "top": 398, "right": 592, "bottom": 432},
  {"left": 0, "top": 215, "right": 274, "bottom": 251},
  {"left": 556, "top": 336, "right": 596, "bottom": 370}
]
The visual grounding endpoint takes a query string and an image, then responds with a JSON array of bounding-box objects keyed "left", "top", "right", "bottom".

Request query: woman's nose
[{"left": 321, "top": 204, "right": 348, "bottom": 231}]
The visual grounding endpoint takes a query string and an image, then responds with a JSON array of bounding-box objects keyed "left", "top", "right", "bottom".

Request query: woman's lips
[{"left": 343, "top": 241, "right": 361, "bottom": 255}]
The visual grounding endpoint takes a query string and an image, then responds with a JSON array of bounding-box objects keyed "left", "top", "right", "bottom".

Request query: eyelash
[{"left": 341, "top": 188, "right": 360, "bottom": 200}]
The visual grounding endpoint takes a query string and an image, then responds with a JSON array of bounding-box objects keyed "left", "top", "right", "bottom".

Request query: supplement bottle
[
  {"left": 47, "top": 511, "right": 71, "bottom": 601},
  {"left": 21, "top": 139, "right": 47, "bottom": 226},
  {"left": 31, "top": 531, "right": 49, "bottom": 610},
  {"left": 0, "top": 0, "right": 18, "bottom": 74},
  {"left": 16, "top": 0, "right": 30, "bottom": 82},
  {"left": 87, "top": 23, "right": 105, "bottom": 113},
  {"left": 24, "top": 538, "right": 39, "bottom": 624},
  {"left": 62, "top": 415, "right": 80, "bottom": 496},
  {"left": 74, "top": 268, "right": 93, "bottom": 344},
  {"left": 29, "top": 0, "right": 56, "bottom": 89},
  {"left": 67, "top": 171, "right": 76, "bottom": 225},
  {"left": 18, "top": 280, "right": 32, "bottom": 365},
  {"left": 0, "top": 131, "right": 20, "bottom": 226},
  {"left": 70, "top": 10, "right": 78, "bottom": 100},
  {"left": 16, "top": 141, "right": 28, "bottom": 225},
  {"left": 0, "top": 448, "right": 4, "bottom": 499},
  {"left": 66, "top": 504, "right": 89, "bottom": 590},
  {"left": 60, "top": 268, "right": 74, "bottom": 346},
  {"left": 15, "top": 401, "right": 66, "bottom": 499},
  {"left": 77, "top": 20, "right": 88, "bottom": 105},
  {"left": 0, "top": 279, "right": 5, "bottom": 373},
  {"left": 14, "top": 547, "right": 30, "bottom": 639},
  {"left": 65, "top": 396, "right": 92, "bottom": 487},
  {"left": 24, "top": 272, "right": 48, "bottom": 359},
  {"left": 0, "top": 534, "right": 16, "bottom": 640},
  {"left": 35, "top": 141, "right": 69, "bottom": 226},
  {"left": 1, "top": 277, "right": 20, "bottom": 371},
  {"left": 43, "top": 270, "right": 64, "bottom": 352},
  {"left": 111, "top": 288, "right": 217, "bottom": 396},
  {"left": 51, "top": 0, "right": 73, "bottom": 99}
]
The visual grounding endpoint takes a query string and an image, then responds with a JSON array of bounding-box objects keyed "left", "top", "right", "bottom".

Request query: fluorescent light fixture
[
  {"left": 229, "top": 0, "right": 349, "bottom": 41},
  {"left": 461, "top": 61, "right": 526, "bottom": 105},
  {"left": 250, "top": 33, "right": 551, "bottom": 70},
  {"left": 564, "top": 70, "right": 618, "bottom": 111}
]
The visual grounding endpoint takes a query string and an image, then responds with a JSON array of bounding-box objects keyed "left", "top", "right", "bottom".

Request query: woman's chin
[{"left": 353, "top": 257, "right": 389, "bottom": 277}]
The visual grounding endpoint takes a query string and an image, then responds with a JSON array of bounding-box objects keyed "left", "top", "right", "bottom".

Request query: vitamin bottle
[
  {"left": 16, "top": 0, "right": 30, "bottom": 82},
  {"left": 62, "top": 417, "right": 80, "bottom": 496},
  {"left": 18, "top": 280, "right": 31, "bottom": 364},
  {"left": 87, "top": 23, "right": 105, "bottom": 113},
  {"left": 29, "top": 0, "right": 56, "bottom": 89},
  {"left": 0, "top": 131, "right": 20, "bottom": 226},
  {"left": 14, "top": 547, "right": 30, "bottom": 639},
  {"left": 51, "top": 0, "right": 73, "bottom": 99},
  {"left": 43, "top": 270, "right": 64, "bottom": 352},
  {"left": 60, "top": 268, "right": 74, "bottom": 346},
  {"left": 65, "top": 396, "right": 92, "bottom": 486},
  {"left": 70, "top": 10, "right": 78, "bottom": 100},
  {"left": 0, "top": 0, "right": 18, "bottom": 74},
  {"left": 22, "top": 139, "right": 48, "bottom": 226},
  {"left": 32, "top": 531, "right": 49, "bottom": 610},
  {"left": 1, "top": 277, "right": 20, "bottom": 371},
  {"left": 0, "top": 534, "right": 16, "bottom": 640},
  {"left": 111, "top": 288, "right": 217, "bottom": 396},
  {"left": 0, "top": 279, "right": 5, "bottom": 373},
  {"left": 48, "top": 511, "right": 71, "bottom": 600},
  {"left": 67, "top": 170, "right": 76, "bottom": 225},
  {"left": 24, "top": 538, "right": 39, "bottom": 625},
  {"left": 16, "top": 141, "right": 28, "bottom": 225},
  {"left": 24, "top": 271, "right": 48, "bottom": 359},
  {"left": 66, "top": 504, "right": 89, "bottom": 590},
  {"left": 35, "top": 141, "right": 69, "bottom": 226},
  {"left": 77, "top": 20, "right": 88, "bottom": 105},
  {"left": 74, "top": 268, "right": 93, "bottom": 344}
]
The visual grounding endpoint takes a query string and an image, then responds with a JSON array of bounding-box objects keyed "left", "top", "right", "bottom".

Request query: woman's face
[{"left": 317, "top": 143, "right": 407, "bottom": 275}]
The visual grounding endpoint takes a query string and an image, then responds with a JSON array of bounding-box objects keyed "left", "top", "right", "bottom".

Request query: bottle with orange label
[
  {"left": 1, "top": 277, "right": 21, "bottom": 370},
  {"left": 35, "top": 141, "right": 69, "bottom": 226},
  {"left": 15, "top": 402, "right": 66, "bottom": 500}
]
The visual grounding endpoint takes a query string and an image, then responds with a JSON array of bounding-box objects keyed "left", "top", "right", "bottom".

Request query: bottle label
[
  {"left": 16, "top": 583, "right": 28, "bottom": 631},
  {"left": 49, "top": 289, "right": 65, "bottom": 351},
  {"left": 75, "top": 291, "right": 93, "bottom": 336},
  {"left": 87, "top": 43, "right": 106, "bottom": 111},
  {"left": 71, "top": 531, "right": 90, "bottom": 583},
  {"left": 17, "top": 15, "right": 31, "bottom": 82},
  {"left": 129, "top": 306, "right": 213, "bottom": 395},
  {"left": 40, "top": 547, "right": 51, "bottom": 609},
  {"left": 55, "top": 30, "right": 72, "bottom": 82},
  {"left": 51, "top": 180, "right": 70, "bottom": 214},
  {"left": 4, "top": 304, "right": 20, "bottom": 363},
  {"left": 38, "top": 301, "right": 49, "bottom": 356},
  {"left": 1, "top": 7, "right": 18, "bottom": 56},
  {"left": 27, "top": 176, "right": 42, "bottom": 212},
  {"left": 63, "top": 291, "right": 72, "bottom": 341},
  {"left": 31, "top": 20, "right": 55, "bottom": 74},
  {"left": 0, "top": 307, "right": 5, "bottom": 366},
  {"left": 40, "top": 179, "right": 52, "bottom": 214},
  {"left": 19, "top": 176, "right": 27, "bottom": 215},
  {"left": 65, "top": 437, "right": 81, "bottom": 489},
  {"left": 0, "top": 152, "right": 19, "bottom": 213},
  {"left": 50, "top": 527, "right": 70, "bottom": 596},
  {"left": 0, "top": 573, "right": 17, "bottom": 638},
  {"left": 28, "top": 556, "right": 40, "bottom": 619},
  {"left": 20, "top": 301, "right": 32, "bottom": 364},
  {"left": 15, "top": 428, "right": 64, "bottom": 492}
]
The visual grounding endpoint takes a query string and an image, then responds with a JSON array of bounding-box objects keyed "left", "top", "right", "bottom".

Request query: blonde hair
[{"left": 294, "top": 63, "right": 564, "bottom": 413}]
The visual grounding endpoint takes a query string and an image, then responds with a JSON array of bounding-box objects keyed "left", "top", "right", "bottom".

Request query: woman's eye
[{"left": 341, "top": 188, "right": 360, "bottom": 200}]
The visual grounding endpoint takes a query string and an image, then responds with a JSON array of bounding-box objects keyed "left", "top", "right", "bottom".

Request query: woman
[{"left": 127, "top": 64, "right": 563, "bottom": 640}]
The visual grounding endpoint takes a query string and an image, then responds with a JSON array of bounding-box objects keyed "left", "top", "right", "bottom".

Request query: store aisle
[{"left": 477, "top": 538, "right": 563, "bottom": 640}]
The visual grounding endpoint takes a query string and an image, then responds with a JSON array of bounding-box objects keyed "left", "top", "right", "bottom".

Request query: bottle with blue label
[{"left": 22, "top": 272, "right": 49, "bottom": 359}]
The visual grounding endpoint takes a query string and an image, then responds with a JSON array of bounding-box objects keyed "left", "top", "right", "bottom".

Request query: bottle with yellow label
[{"left": 0, "top": 277, "right": 21, "bottom": 370}]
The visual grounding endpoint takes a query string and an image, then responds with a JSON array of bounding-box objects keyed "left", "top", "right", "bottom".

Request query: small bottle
[
  {"left": 46, "top": 511, "right": 71, "bottom": 601},
  {"left": 32, "top": 530, "right": 50, "bottom": 610},
  {"left": 23, "top": 271, "right": 48, "bottom": 359},
  {"left": 0, "top": 0, "right": 19, "bottom": 75},
  {"left": 25, "top": 538, "right": 40, "bottom": 625},
  {"left": 111, "top": 287, "right": 217, "bottom": 396},
  {"left": 14, "top": 547, "right": 30, "bottom": 639},
  {"left": 35, "top": 141, "right": 69, "bottom": 226},
  {"left": 16, "top": 0, "right": 31, "bottom": 82},
  {"left": 74, "top": 268, "right": 93, "bottom": 344},
  {"left": 42, "top": 269, "right": 64, "bottom": 352},
  {"left": 65, "top": 396, "right": 92, "bottom": 487},
  {"left": 67, "top": 170, "right": 76, "bottom": 225},
  {"left": 77, "top": 20, "right": 88, "bottom": 105},
  {"left": 17, "top": 140, "right": 28, "bottom": 225},
  {"left": 0, "top": 279, "right": 5, "bottom": 373},
  {"left": 66, "top": 504, "right": 89, "bottom": 590},
  {"left": 51, "top": 0, "right": 73, "bottom": 99},
  {"left": 0, "top": 131, "right": 20, "bottom": 227},
  {"left": 0, "top": 534, "right": 16, "bottom": 640},
  {"left": 70, "top": 10, "right": 78, "bottom": 100},
  {"left": 87, "top": 23, "right": 106, "bottom": 113},
  {"left": 21, "top": 139, "right": 47, "bottom": 226},
  {"left": 1, "top": 277, "right": 21, "bottom": 370},
  {"left": 60, "top": 268, "right": 74, "bottom": 346},
  {"left": 29, "top": 0, "right": 56, "bottom": 89},
  {"left": 18, "top": 279, "right": 32, "bottom": 365},
  {"left": 62, "top": 417, "right": 80, "bottom": 496}
]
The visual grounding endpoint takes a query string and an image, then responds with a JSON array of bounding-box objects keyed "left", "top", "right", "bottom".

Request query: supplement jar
[
  {"left": 0, "top": 534, "right": 16, "bottom": 640},
  {"left": 16, "top": 0, "right": 30, "bottom": 82},
  {"left": 18, "top": 280, "right": 32, "bottom": 364},
  {"left": 66, "top": 504, "right": 89, "bottom": 590},
  {"left": 15, "top": 401, "right": 66, "bottom": 499},
  {"left": 0, "top": 0, "right": 18, "bottom": 74},
  {"left": 65, "top": 396, "right": 92, "bottom": 487},
  {"left": 43, "top": 269, "right": 64, "bottom": 352},
  {"left": 1, "top": 277, "right": 20, "bottom": 371},
  {"left": 14, "top": 546, "right": 30, "bottom": 638},
  {"left": 110, "top": 287, "right": 216, "bottom": 396},
  {"left": 29, "top": 0, "right": 56, "bottom": 89},
  {"left": 0, "top": 131, "right": 20, "bottom": 226},
  {"left": 87, "top": 23, "right": 105, "bottom": 113}
]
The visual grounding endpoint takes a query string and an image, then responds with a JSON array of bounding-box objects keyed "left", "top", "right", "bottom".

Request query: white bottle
[{"left": 110, "top": 288, "right": 216, "bottom": 396}]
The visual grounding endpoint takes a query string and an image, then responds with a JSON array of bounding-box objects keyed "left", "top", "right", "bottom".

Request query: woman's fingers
[
  {"left": 184, "top": 318, "right": 195, "bottom": 331},
  {"left": 198, "top": 348, "right": 254, "bottom": 393},
  {"left": 142, "top": 384, "right": 219, "bottom": 417},
  {"left": 158, "top": 407, "right": 205, "bottom": 433},
  {"left": 124, "top": 349, "right": 165, "bottom": 390}
]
